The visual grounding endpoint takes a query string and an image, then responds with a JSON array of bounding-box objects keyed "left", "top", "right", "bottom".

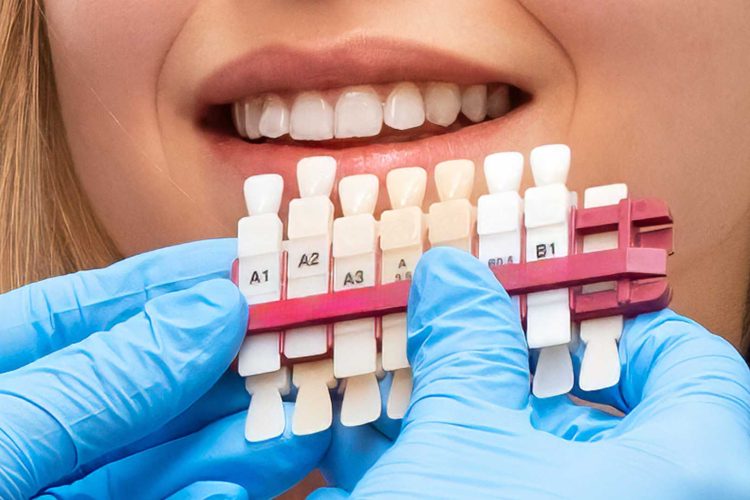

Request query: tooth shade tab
[
  {"left": 532, "top": 344, "right": 574, "bottom": 398},
  {"left": 258, "top": 94, "right": 290, "bottom": 139},
  {"left": 292, "top": 360, "right": 336, "bottom": 436},
  {"left": 461, "top": 84, "right": 488, "bottom": 123},
  {"left": 340, "top": 373, "right": 381, "bottom": 426},
  {"left": 579, "top": 315, "right": 623, "bottom": 391},
  {"left": 335, "top": 87, "right": 383, "bottom": 139},
  {"left": 434, "top": 159, "right": 475, "bottom": 201},
  {"left": 484, "top": 152, "right": 524, "bottom": 194},
  {"left": 243, "top": 174, "right": 283, "bottom": 216},
  {"left": 290, "top": 91, "right": 334, "bottom": 140},
  {"left": 424, "top": 82, "right": 462, "bottom": 127},
  {"left": 429, "top": 159, "right": 475, "bottom": 252},
  {"left": 524, "top": 157, "right": 574, "bottom": 398},
  {"left": 583, "top": 184, "right": 628, "bottom": 209},
  {"left": 386, "top": 167, "right": 427, "bottom": 209},
  {"left": 338, "top": 174, "right": 379, "bottom": 216},
  {"left": 286, "top": 154, "right": 334, "bottom": 359},
  {"left": 384, "top": 82, "right": 425, "bottom": 131},
  {"left": 296, "top": 156, "right": 337, "bottom": 197},
  {"left": 487, "top": 85, "right": 511, "bottom": 119},
  {"left": 477, "top": 190, "right": 523, "bottom": 236},
  {"left": 238, "top": 332, "right": 281, "bottom": 377},
  {"left": 387, "top": 368, "right": 413, "bottom": 419},
  {"left": 530, "top": 144, "right": 571, "bottom": 186},
  {"left": 579, "top": 183, "right": 628, "bottom": 391},
  {"left": 244, "top": 367, "right": 290, "bottom": 442}
]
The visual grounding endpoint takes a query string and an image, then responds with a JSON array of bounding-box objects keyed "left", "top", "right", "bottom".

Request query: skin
[{"left": 43, "top": 0, "right": 750, "bottom": 353}]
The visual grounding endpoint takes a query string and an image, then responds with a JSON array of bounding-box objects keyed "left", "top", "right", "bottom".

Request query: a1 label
[{"left": 238, "top": 253, "right": 280, "bottom": 303}]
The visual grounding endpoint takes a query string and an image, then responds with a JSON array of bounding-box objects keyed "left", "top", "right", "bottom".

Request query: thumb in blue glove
[{"left": 316, "top": 247, "right": 750, "bottom": 499}]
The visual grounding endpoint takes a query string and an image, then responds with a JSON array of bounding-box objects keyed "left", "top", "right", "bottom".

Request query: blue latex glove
[
  {"left": 316, "top": 247, "right": 750, "bottom": 499},
  {"left": 0, "top": 239, "right": 328, "bottom": 499}
]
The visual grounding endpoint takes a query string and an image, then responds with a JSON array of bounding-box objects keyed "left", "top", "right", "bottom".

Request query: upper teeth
[
  {"left": 231, "top": 82, "right": 511, "bottom": 141},
  {"left": 384, "top": 82, "right": 425, "bottom": 130}
]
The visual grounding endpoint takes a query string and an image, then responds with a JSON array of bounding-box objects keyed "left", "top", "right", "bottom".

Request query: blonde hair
[{"left": 0, "top": 0, "right": 118, "bottom": 292}]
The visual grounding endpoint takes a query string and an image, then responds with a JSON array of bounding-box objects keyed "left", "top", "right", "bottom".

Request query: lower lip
[{"left": 206, "top": 101, "right": 535, "bottom": 184}]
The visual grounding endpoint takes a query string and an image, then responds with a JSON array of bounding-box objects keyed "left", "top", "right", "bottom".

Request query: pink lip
[
  {"left": 196, "top": 37, "right": 537, "bottom": 216},
  {"left": 198, "top": 37, "right": 528, "bottom": 107}
]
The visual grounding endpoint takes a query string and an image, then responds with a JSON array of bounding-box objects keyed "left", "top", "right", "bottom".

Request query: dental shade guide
[
  {"left": 332, "top": 174, "right": 381, "bottom": 426},
  {"left": 292, "top": 359, "right": 337, "bottom": 436},
  {"left": 380, "top": 167, "right": 427, "bottom": 418},
  {"left": 236, "top": 174, "right": 287, "bottom": 441},
  {"left": 578, "top": 184, "right": 628, "bottom": 391},
  {"left": 478, "top": 152, "right": 524, "bottom": 313},
  {"left": 232, "top": 144, "right": 674, "bottom": 436},
  {"left": 283, "top": 157, "right": 336, "bottom": 361},
  {"left": 284, "top": 157, "right": 338, "bottom": 435},
  {"left": 237, "top": 174, "right": 284, "bottom": 377},
  {"left": 525, "top": 144, "right": 574, "bottom": 398},
  {"left": 428, "top": 159, "right": 476, "bottom": 251},
  {"left": 245, "top": 367, "right": 290, "bottom": 442}
]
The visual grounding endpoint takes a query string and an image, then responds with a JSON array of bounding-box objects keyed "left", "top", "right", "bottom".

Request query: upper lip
[
  {"left": 197, "top": 36, "right": 529, "bottom": 109},
  {"left": 187, "top": 35, "right": 555, "bottom": 217}
]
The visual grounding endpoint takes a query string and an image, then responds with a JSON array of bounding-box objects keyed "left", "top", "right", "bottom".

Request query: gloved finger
[
  {"left": 61, "top": 371, "right": 249, "bottom": 484},
  {"left": 319, "top": 404, "right": 393, "bottom": 491},
  {"left": 405, "top": 247, "right": 531, "bottom": 426},
  {"left": 573, "top": 310, "right": 750, "bottom": 428},
  {"left": 0, "top": 279, "right": 247, "bottom": 499},
  {"left": 0, "top": 238, "right": 237, "bottom": 373},
  {"left": 308, "top": 487, "right": 349, "bottom": 500},
  {"left": 164, "top": 481, "right": 248, "bottom": 500},
  {"left": 41, "top": 407, "right": 330, "bottom": 500},
  {"left": 530, "top": 395, "right": 620, "bottom": 442}
]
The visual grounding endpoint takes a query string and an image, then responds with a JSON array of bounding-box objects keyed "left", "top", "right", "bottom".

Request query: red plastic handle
[{"left": 233, "top": 197, "right": 673, "bottom": 336}]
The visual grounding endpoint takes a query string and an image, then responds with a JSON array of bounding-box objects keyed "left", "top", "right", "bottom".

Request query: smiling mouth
[
  {"left": 204, "top": 78, "right": 529, "bottom": 155},
  {"left": 193, "top": 37, "right": 543, "bottom": 214},
  {"left": 220, "top": 81, "right": 527, "bottom": 149}
]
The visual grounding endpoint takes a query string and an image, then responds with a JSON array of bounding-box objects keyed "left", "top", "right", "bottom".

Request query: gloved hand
[
  {"left": 0, "top": 239, "right": 328, "bottom": 499},
  {"left": 316, "top": 247, "right": 750, "bottom": 499}
]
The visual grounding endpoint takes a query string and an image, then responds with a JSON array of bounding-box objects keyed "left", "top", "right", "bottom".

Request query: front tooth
[
  {"left": 386, "top": 167, "right": 427, "bottom": 209},
  {"left": 338, "top": 174, "right": 379, "bottom": 216},
  {"left": 461, "top": 84, "right": 487, "bottom": 123},
  {"left": 258, "top": 94, "right": 289, "bottom": 139},
  {"left": 290, "top": 92, "right": 334, "bottom": 140},
  {"left": 297, "top": 156, "right": 337, "bottom": 197},
  {"left": 244, "top": 98, "right": 263, "bottom": 139},
  {"left": 483, "top": 152, "right": 524, "bottom": 194},
  {"left": 232, "top": 102, "right": 247, "bottom": 138},
  {"left": 384, "top": 83, "right": 425, "bottom": 130},
  {"left": 487, "top": 85, "right": 511, "bottom": 118},
  {"left": 434, "top": 159, "right": 475, "bottom": 201},
  {"left": 530, "top": 144, "right": 571, "bottom": 186},
  {"left": 424, "top": 82, "right": 462, "bottom": 127},
  {"left": 334, "top": 87, "right": 383, "bottom": 139},
  {"left": 244, "top": 173, "right": 284, "bottom": 216}
]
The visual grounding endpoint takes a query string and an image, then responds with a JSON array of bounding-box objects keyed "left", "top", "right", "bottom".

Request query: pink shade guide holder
[{"left": 231, "top": 197, "right": 673, "bottom": 366}]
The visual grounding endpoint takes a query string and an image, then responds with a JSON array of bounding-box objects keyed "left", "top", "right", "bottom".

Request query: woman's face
[{"left": 44, "top": 1, "right": 750, "bottom": 343}]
